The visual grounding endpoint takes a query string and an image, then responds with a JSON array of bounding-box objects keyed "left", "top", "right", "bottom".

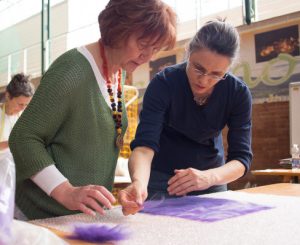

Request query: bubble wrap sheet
[{"left": 31, "top": 191, "right": 300, "bottom": 245}]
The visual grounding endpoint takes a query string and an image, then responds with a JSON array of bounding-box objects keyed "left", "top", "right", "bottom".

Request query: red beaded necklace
[{"left": 99, "top": 40, "right": 123, "bottom": 149}]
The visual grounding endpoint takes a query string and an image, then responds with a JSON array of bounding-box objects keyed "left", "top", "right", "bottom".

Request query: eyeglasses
[
  {"left": 193, "top": 69, "right": 227, "bottom": 81},
  {"left": 188, "top": 62, "right": 227, "bottom": 81}
]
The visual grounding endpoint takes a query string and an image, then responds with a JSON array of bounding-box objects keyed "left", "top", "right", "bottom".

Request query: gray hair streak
[{"left": 187, "top": 19, "right": 240, "bottom": 63}]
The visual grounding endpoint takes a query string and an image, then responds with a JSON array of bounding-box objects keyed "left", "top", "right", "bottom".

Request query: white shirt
[
  {"left": 0, "top": 105, "right": 19, "bottom": 156},
  {"left": 77, "top": 46, "right": 119, "bottom": 107},
  {"left": 0, "top": 106, "right": 19, "bottom": 141}
]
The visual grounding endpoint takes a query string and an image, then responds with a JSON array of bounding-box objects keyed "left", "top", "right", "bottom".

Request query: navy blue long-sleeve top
[{"left": 131, "top": 62, "right": 252, "bottom": 177}]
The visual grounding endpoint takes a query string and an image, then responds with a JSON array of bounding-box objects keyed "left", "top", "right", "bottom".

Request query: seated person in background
[
  {"left": 9, "top": 0, "right": 177, "bottom": 220},
  {"left": 119, "top": 19, "right": 253, "bottom": 215},
  {"left": 0, "top": 73, "right": 34, "bottom": 157}
]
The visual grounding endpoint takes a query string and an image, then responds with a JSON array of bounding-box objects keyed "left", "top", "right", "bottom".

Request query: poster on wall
[
  {"left": 255, "top": 25, "right": 299, "bottom": 63},
  {"left": 233, "top": 24, "right": 300, "bottom": 100},
  {"left": 149, "top": 55, "right": 176, "bottom": 79},
  {"left": 134, "top": 54, "right": 177, "bottom": 112}
]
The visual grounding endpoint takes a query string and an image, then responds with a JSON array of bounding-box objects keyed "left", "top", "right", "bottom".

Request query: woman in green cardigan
[{"left": 9, "top": 0, "right": 177, "bottom": 220}]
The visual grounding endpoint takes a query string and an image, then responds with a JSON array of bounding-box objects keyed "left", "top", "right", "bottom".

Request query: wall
[
  {"left": 0, "top": 2, "right": 68, "bottom": 57},
  {"left": 227, "top": 101, "right": 290, "bottom": 190},
  {"left": 0, "top": 1, "right": 68, "bottom": 85},
  {"left": 229, "top": 13, "right": 300, "bottom": 189},
  {"left": 66, "top": 0, "right": 108, "bottom": 48},
  {"left": 255, "top": 0, "right": 300, "bottom": 22}
]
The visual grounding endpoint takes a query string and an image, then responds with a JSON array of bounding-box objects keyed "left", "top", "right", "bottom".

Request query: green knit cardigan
[{"left": 9, "top": 49, "right": 128, "bottom": 219}]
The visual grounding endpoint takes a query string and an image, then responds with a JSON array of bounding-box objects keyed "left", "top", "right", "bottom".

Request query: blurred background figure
[{"left": 0, "top": 73, "right": 34, "bottom": 156}]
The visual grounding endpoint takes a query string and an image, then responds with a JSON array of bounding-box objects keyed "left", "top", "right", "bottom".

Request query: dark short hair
[
  {"left": 98, "top": 0, "right": 177, "bottom": 50},
  {"left": 187, "top": 19, "right": 240, "bottom": 62},
  {"left": 6, "top": 73, "right": 35, "bottom": 98}
]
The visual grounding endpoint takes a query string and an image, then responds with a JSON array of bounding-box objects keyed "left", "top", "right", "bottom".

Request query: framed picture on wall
[
  {"left": 149, "top": 55, "right": 176, "bottom": 79},
  {"left": 255, "top": 25, "right": 300, "bottom": 63}
]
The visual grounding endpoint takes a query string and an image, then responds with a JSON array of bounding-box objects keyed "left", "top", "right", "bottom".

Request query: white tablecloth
[{"left": 31, "top": 191, "right": 300, "bottom": 245}]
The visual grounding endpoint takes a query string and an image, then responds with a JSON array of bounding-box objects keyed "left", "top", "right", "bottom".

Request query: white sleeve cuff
[{"left": 31, "top": 165, "right": 68, "bottom": 196}]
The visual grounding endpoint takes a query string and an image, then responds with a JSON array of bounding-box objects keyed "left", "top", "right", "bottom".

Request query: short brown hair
[{"left": 98, "top": 0, "right": 177, "bottom": 50}]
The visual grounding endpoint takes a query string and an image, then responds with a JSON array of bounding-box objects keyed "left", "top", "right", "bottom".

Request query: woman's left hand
[{"left": 167, "top": 168, "right": 215, "bottom": 196}]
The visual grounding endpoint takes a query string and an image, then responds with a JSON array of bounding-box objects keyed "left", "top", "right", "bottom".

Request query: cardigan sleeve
[
  {"left": 130, "top": 74, "right": 171, "bottom": 152},
  {"left": 226, "top": 83, "right": 253, "bottom": 174},
  {"left": 9, "top": 55, "right": 82, "bottom": 181}
]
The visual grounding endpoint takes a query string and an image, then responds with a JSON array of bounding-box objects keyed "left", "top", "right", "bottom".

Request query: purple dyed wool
[
  {"left": 68, "top": 224, "right": 130, "bottom": 243},
  {"left": 141, "top": 196, "right": 273, "bottom": 222}
]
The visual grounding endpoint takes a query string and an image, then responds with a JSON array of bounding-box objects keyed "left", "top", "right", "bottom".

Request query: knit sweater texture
[{"left": 9, "top": 49, "right": 128, "bottom": 219}]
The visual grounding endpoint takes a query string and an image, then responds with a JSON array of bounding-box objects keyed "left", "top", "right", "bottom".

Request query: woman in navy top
[{"left": 119, "top": 19, "right": 252, "bottom": 215}]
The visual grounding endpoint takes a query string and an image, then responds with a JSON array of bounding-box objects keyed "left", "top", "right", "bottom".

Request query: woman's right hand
[
  {"left": 50, "top": 181, "right": 116, "bottom": 216},
  {"left": 118, "top": 180, "right": 147, "bottom": 216}
]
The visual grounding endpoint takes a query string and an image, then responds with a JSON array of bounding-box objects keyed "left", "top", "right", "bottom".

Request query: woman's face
[
  {"left": 118, "top": 34, "right": 161, "bottom": 73},
  {"left": 186, "top": 48, "right": 231, "bottom": 97},
  {"left": 6, "top": 94, "right": 32, "bottom": 114}
]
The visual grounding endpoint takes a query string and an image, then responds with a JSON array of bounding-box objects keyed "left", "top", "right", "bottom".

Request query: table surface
[
  {"left": 46, "top": 183, "right": 300, "bottom": 244},
  {"left": 251, "top": 168, "right": 300, "bottom": 176},
  {"left": 238, "top": 183, "right": 300, "bottom": 196}
]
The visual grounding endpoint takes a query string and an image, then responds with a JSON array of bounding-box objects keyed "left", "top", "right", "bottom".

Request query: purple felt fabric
[{"left": 140, "top": 196, "right": 273, "bottom": 222}]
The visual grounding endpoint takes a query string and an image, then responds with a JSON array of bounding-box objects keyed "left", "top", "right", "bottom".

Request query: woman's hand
[
  {"left": 50, "top": 181, "right": 116, "bottom": 216},
  {"left": 167, "top": 168, "right": 216, "bottom": 196},
  {"left": 118, "top": 180, "right": 147, "bottom": 216}
]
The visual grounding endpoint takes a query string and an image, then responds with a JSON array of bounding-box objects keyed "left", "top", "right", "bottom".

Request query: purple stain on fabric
[
  {"left": 140, "top": 196, "right": 274, "bottom": 222},
  {"left": 68, "top": 224, "right": 130, "bottom": 243}
]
